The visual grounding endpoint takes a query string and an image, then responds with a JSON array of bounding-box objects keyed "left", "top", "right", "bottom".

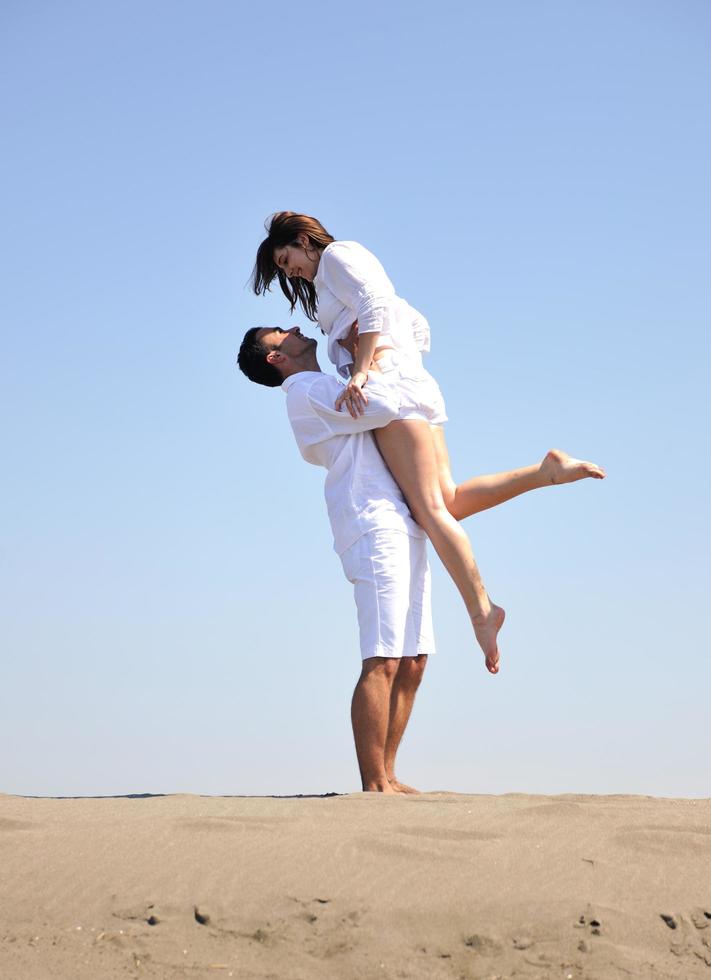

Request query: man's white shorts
[{"left": 339, "top": 529, "right": 435, "bottom": 660}]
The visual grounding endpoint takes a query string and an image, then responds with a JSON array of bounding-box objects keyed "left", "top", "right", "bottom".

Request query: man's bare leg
[
  {"left": 351, "top": 657, "right": 402, "bottom": 793},
  {"left": 430, "top": 428, "right": 606, "bottom": 521},
  {"left": 384, "top": 655, "right": 428, "bottom": 794}
]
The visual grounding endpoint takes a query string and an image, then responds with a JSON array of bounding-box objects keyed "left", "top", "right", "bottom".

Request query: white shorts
[
  {"left": 376, "top": 350, "right": 448, "bottom": 426},
  {"left": 339, "top": 529, "right": 435, "bottom": 661}
]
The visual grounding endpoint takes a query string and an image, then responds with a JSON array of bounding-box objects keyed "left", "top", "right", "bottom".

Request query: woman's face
[{"left": 273, "top": 234, "right": 321, "bottom": 282}]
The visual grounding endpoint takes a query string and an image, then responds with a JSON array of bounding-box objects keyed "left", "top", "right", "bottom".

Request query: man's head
[{"left": 237, "top": 326, "right": 318, "bottom": 387}]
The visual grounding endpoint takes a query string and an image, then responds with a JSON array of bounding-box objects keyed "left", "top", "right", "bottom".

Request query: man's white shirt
[{"left": 282, "top": 371, "right": 425, "bottom": 555}]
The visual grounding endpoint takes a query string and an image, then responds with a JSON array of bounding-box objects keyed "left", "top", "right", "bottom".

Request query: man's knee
[
  {"left": 360, "top": 656, "right": 400, "bottom": 681},
  {"left": 397, "top": 654, "right": 427, "bottom": 687}
]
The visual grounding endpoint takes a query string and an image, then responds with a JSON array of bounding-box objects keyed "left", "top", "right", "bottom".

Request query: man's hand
[{"left": 335, "top": 372, "right": 369, "bottom": 417}]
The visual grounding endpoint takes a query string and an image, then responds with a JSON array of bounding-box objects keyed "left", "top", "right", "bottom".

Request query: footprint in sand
[
  {"left": 194, "top": 907, "right": 210, "bottom": 926},
  {"left": 660, "top": 910, "right": 711, "bottom": 967},
  {"left": 691, "top": 909, "right": 711, "bottom": 930},
  {"left": 576, "top": 913, "right": 602, "bottom": 936},
  {"left": 463, "top": 933, "right": 503, "bottom": 955},
  {"left": 112, "top": 902, "right": 159, "bottom": 926}
]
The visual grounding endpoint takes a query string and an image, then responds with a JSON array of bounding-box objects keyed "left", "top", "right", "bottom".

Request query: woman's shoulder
[
  {"left": 325, "top": 240, "right": 372, "bottom": 258},
  {"left": 321, "top": 240, "right": 384, "bottom": 274}
]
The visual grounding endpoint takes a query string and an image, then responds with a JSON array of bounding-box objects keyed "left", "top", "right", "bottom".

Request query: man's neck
[{"left": 281, "top": 358, "right": 321, "bottom": 379}]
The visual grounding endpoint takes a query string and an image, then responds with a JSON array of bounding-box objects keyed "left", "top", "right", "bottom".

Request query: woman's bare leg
[
  {"left": 374, "top": 420, "right": 504, "bottom": 674},
  {"left": 430, "top": 427, "right": 605, "bottom": 521}
]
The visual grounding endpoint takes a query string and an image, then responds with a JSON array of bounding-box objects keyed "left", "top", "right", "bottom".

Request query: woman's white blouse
[{"left": 314, "top": 241, "right": 431, "bottom": 378}]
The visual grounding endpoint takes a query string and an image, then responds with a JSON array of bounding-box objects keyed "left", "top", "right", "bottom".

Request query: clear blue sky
[{"left": 2, "top": 1, "right": 709, "bottom": 798}]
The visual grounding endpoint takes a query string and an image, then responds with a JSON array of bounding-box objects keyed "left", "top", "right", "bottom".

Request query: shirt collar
[
  {"left": 281, "top": 370, "right": 322, "bottom": 393},
  {"left": 313, "top": 241, "right": 335, "bottom": 288}
]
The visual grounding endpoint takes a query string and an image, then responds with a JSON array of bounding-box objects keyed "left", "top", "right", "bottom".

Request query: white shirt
[
  {"left": 282, "top": 370, "right": 425, "bottom": 555},
  {"left": 314, "top": 241, "right": 431, "bottom": 378}
]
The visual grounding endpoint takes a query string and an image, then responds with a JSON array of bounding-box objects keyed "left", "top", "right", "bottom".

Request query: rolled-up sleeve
[{"left": 318, "top": 243, "right": 397, "bottom": 336}]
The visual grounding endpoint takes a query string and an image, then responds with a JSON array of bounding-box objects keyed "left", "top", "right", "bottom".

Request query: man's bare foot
[
  {"left": 363, "top": 780, "right": 400, "bottom": 794},
  {"left": 388, "top": 777, "right": 420, "bottom": 794},
  {"left": 541, "top": 448, "right": 606, "bottom": 484},
  {"left": 472, "top": 603, "right": 505, "bottom": 674}
]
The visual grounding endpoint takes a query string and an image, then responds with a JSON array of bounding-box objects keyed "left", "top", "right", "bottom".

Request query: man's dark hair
[{"left": 237, "top": 327, "right": 283, "bottom": 388}]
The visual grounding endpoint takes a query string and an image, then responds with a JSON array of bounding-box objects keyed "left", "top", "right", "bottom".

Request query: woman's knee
[
  {"left": 409, "top": 496, "right": 456, "bottom": 532},
  {"left": 439, "top": 479, "right": 457, "bottom": 516}
]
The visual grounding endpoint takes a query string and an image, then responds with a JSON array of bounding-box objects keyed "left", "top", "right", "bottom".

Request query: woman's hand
[{"left": 335, "top": 371, "right": 369, "bottom": 417}]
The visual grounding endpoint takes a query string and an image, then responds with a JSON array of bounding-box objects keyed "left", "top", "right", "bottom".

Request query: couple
[{"left": 238, "top": 212, "right": 605, "bottom": 794}]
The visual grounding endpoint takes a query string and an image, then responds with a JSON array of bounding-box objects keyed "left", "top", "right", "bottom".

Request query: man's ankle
[{"left": 362, "top": 777, "right": 394, "bottom": 792}]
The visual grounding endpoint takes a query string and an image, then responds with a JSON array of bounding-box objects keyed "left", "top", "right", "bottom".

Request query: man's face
[
  {"left": 258, "top": 326, "right": 316, "bottom": 362},
  {"left": 273, "top": 237, "right": 320, "bottom": 282}
]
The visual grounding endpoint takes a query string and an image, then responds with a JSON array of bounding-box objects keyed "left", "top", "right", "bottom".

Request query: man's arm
[{"left": 306, "top": 373, "right": 400, "bottom": 436}]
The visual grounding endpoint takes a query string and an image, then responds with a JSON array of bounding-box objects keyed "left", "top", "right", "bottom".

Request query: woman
[{"left": 252, "top": 212, "right": 604, "bottom": 673}]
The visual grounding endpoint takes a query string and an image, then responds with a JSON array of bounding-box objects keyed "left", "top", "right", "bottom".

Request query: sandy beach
[{"left": 1, "top": 791, "right": 709, "bottom": 979}]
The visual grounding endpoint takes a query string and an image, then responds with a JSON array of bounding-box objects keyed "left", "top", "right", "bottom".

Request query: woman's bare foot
[
  {"left": 471, "top": 603, "right": 505, "bottom": 674},
  {"left": 388, "top": 778, "right": 420, "bottom": 794},
  {"left": 540, "top": 449, "right": 606, "bottom": 484}
]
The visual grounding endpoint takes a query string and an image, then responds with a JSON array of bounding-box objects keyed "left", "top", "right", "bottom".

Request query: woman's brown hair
[{"left": 252, "top": 212, "right": 335, "bottom": 321}]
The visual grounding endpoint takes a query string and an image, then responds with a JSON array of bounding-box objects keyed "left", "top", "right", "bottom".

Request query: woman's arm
[
  {"left": 350, "top": 328, "right": 379, "bottom": 379},
  {"left": 321, "top": 245, "right": 396, "bottom": 417},
  {"left": 334, "top": 329, "right": 380, "bottom": 418},
  {"left": 319, "top": 243, "right": 394, "bottom": 340}
]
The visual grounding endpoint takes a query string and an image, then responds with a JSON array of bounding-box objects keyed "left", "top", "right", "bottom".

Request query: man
[
  {"left": 238, "top": 325, "right": 606, "bottom": 794},
  {"left": 238, "top": 324, "right": 431, "bottom": 795}
]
